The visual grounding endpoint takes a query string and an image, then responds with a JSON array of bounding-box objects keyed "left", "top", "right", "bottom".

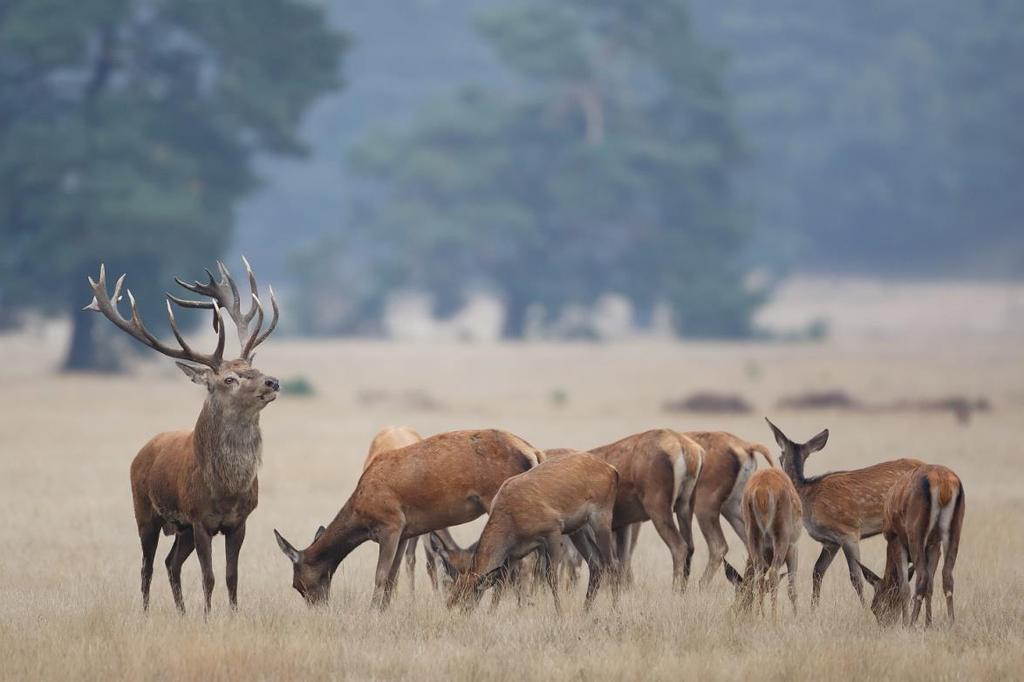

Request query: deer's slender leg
[
  {"left": 224, "top": 522, "right": 246, "bottom": 610},
  {"left": 371, "top": 529, "right": 402, "bottom": 610},
  {"left": 942, "top": 505, "right": 963, "bottom": 623},
  {"left": 785, "top": 543, "right": 799, "bottom": 616},
  {"left": 696, "top": 509, "right": 729, "bottom": 589},
  {"left": 382, "top": 536, "right": 409, "bottom": 608},
  {"left": 193, "top": 524, "right": 216, "bottom": 615},
  {"left": 675, "top": 504, "right": 696, "bottom": 584},
  {"left": 840, "top": 540, "right": 866, "bottom": 605},
  {"left": 424, "top": 538, "right": 440, "bottom": 592},
  {"left": 646, "top": 498, "right": 689, "bottom": 592},
  {"left": 404, "top": 536, "right": 418, "bottom": 594},
  {"left": 542, "top": 532, "right": 564, "bottom": 614},
  {"left": 918, "top": 541, "right": 941, "bottom": 628},
  {"left": 166, "top": 528, "right": 195, "bottom": 613},
  {"left": 138, "top": 522, "right": 160, "bottom": 612},
  {"left": 811, "top": 542, "right": 839, "bottom": 608}
]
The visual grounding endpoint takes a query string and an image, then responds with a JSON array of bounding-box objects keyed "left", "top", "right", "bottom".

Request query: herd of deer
[{"left": 84, "top": 260, "right": 965, "bottom": 628}]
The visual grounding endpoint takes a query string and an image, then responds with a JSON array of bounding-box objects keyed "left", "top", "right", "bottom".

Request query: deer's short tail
[
  {"left": 749, "top": 444, "right": 775, "bottom": 469},
  {"left": 924, "top": 467, "right": 961, "bottom": 545}
]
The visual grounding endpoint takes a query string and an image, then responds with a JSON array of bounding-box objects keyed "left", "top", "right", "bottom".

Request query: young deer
[
  {"left": 858, "top": 464, "right": 964, "bottom": 627},
  {"left": 274, "top": 429, "right": 542, "bottom": 609},
  {"left": 615, "top": 432, "right": 773, "bottom": 588},
  {"left": 84, "top": 259, "right": 280, "bottom": 613},
  {"left": 363, "top": 426, "right": 432, "bottom": 592},
  {"left": 445, "top": 451, "right": 619, "bottom": 613},
  {"left": 589, "top": 429, "right": 703, "bottom": 592},
  {"left": 723, "top": 468, "right": 802, "bottom": 618},
  {"left": 765, "top": 418, "right": 924, "bottom": 606}
]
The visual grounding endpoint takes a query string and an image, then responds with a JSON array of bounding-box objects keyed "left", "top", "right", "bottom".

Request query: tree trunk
[
  {"left": 502, "top": 292, "right": 530, "bottom": 340},
  {"left": 63, "top": 300, "right": 98, "bottom": 371}
]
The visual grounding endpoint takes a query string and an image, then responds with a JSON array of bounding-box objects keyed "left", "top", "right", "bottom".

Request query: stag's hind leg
[
  {"left": 138, "top": 521, "right": 160, "bottom": 611},
  {"left": 165, "top": 528, "right": 195, "bottom": 613}
]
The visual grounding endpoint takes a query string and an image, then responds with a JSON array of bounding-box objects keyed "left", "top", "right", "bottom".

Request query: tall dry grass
[{"left": 1, "top": 336, "right": 1022, "bottom": 680}]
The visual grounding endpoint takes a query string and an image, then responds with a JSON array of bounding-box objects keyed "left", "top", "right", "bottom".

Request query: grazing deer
[
  {"left": 589, "top": 430, "right": 703, "bottom": 591},
  {"left": 858, "top": 464, "right": 964, "bottom": 627},
  {"left": 723, "top": 468, "right": 802, "bottom": 618},
  {"left": 609, "top": 432, "right": 769, "bottom": 588},
  {"left": 274, "top": 429, "right": 542, "bottom": 608},
  {"left": 445, "top": 451, "right": 619, "bottom": 613},
  {"left": 765, "top": 418, "right": 924, "bottom": 606},
  {"left": 84, "top": 259, "right": 280, "bottom": 613},
  {"left": 363, "top": 426, "right": 433, "bottom": 592}
]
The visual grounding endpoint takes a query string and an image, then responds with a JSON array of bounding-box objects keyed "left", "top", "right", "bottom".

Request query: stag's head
[
  {"left": 84, "top": 258, "right": 281, "bottom": 413},
  {"left": 274, "top": 527, "right": 332, "bottom": 606},
  {"left": 764, "top": 417, "right": 829, "bottom": 483}
]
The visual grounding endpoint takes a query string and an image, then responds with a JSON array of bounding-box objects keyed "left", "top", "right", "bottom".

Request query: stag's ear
[
  {"left": 724, "top": 561, "right": 744, "bottom": 587},
  {"left": 765, "top": 417, "right": 791, "bottom": 451},
  {"left": 858, "top": 562, "right": 881, "bottom": 589},
  {"left": 176, "top": 361, "right": 211, "bottom": 386},
  {"left": 805, "top": 428, "right": 830, "bottom": 456},
  {"left": 274, "top": 529, "right": 300, "bottom": 564},
  {"left": 313, "top": 526, "right": 326, "bottom": 543},
  {"left": 429, "top": 532, "right": 459, "bottom": 579}
]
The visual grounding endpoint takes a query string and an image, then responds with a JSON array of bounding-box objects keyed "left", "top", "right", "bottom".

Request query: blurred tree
[
  {"left": 689, "top": 0, "right": 1024, "bottom": 276},
  {"left": 344, "top": 0, "right": 760, "bottom": 338},
  {"left": 0, "top": 0, "right": 346, "bottom": 369}
]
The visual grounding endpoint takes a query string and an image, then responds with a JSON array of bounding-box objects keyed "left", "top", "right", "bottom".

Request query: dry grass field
[{"left": 1, "top": 332, "right": 1023, "bottom": 680}]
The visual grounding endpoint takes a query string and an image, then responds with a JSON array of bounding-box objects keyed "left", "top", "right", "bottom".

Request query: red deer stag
[
  {"left": 445, "top": 451, "right": 619, "bottom": 613},
  {"left": 723, "top": 468, "right": 802, "bottom": 618},
  {"left": 589, "top": 430, "right": 703, "bottom": 591},
  {"left": 84, "top": 259, "right": 280, "bottom": 613},
  {"left": 765, "top": 418, "right": 923, "bottom": 606},
  {"left": 363, "top": 426, "right": 434, "bottom": 592},
  {"left": 615, "top": 432, "right": 773, "bottom": 588},
  {"left": 274, "top": 429, "right": 542, "bottom": 608},
  {"left": 858, "top": 464, "right": 964, "bottom": 627}
]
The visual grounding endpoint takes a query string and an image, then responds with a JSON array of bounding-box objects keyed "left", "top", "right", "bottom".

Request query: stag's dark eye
[{"left": 224, "top": 376, "right": 237, "bottom": 385}]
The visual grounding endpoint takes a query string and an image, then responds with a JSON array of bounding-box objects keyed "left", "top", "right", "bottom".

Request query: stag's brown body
[
  {"left": 730, "top": 469, "right": 803, "bottom": 617},
  {"left": 860, "top": 465, "right": 964, "bottom": 627},
  {"left": 589, "top": 429, "right": 703, "bottom": 591},
  {"left": 447, "top": 451, "right": 619, "bottom": 613},
  {"left": 85, "top": 259, "right": 281, "bottom": 613},
  {"left": 766, "top": 418, "right": 924, "bottom": 605},
  {"left": 275, "top": 429, "right": 542, "bottom": 608}
]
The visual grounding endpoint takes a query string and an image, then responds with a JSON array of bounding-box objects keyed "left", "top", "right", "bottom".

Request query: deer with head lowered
[
  {"left": 858, "top": 464, "right": 964, "bottom": 627},
  {"left": 443, "top": 451, "right": 619, "bottom": 613},
  {"left": 765, "top": 418, "right": 924, "bottom": 607},
  {"left": 274, "top": 429, "right": 543, "bottom": 609},
  {"left": 84, "top": 259, "right": 280, "bottom": 613}
]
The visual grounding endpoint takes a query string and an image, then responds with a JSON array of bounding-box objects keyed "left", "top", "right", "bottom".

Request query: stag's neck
[
  {"left": 193, "top": 400, "right": 262, "bottom": 496},
  {"left": 308, "top": 504, "right": 370, "bottom": 572}
]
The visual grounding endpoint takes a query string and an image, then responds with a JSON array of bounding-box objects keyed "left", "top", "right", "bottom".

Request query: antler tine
[
  {"left": 82, "top": 264, "right": 223, "bottom": 370},
  {"left": 240, "top": 293, "right": 266, "bottom": 360},
  {"left": 244, "top": 284, "right": 279, "bottom": 359},
  {"left": 241, "top": 255, "right": 260, "bottom": 324},
  {"left": 166, "top": 299, "right": 226, "bottom": 366}
]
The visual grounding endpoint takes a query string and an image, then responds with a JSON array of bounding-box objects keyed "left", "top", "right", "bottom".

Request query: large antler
[
  {"left": 167, "top": 256, "right": 279, "bottom": 360},
  {"left": 84, "top": 264, "right": 226, "bottom": 370}
]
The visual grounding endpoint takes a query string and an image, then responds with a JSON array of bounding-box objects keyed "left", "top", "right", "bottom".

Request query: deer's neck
[
  {"left": 193, "top": 400, "right": 262, "bottom": 496},
  {"left": 308, "top": 504, "right": 370, "bottom": 573}
]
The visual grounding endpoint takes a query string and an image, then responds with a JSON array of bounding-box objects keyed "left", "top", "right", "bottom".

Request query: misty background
[{"left": 2, "top": 0, "right": 1022, "bottom": 370}]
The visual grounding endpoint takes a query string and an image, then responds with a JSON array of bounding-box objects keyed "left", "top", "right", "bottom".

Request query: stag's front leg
[
  {"left": 193, "top": 524, "right": 216, "bottom": 615},
  {"left": 371, "top": 529, "right": 402, "bottom": 610},
  {"left": 225, "top": 522, "right": 246, "bottom": 610}
]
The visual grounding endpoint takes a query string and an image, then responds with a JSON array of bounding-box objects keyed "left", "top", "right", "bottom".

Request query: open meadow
[{"left": 1, "top": 332, "right": 1022, "bottom": 680}]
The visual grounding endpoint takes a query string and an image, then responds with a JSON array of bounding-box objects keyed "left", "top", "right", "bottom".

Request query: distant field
[{"left": 1, "top": 334, "right": 1022, "bottom": 680}]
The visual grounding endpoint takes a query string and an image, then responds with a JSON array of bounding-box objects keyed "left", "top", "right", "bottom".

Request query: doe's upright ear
[
  {"left": 274, "top": 529, "right": 301, "bottom": 564},
  {"left": 764, "top": 417, "right": 791, "bottom": 451},
  {"left": 858, "top": 562, "right": 881, "bottom": 589},
  {"left": 804, "top": 428, "right": 830, "bottom": 456},
  {"left": 723, "top": 561, "right": 744, "bottom": 587},
  {"left": 176, "top": 361, "right": 210, "bottom": 386}
]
